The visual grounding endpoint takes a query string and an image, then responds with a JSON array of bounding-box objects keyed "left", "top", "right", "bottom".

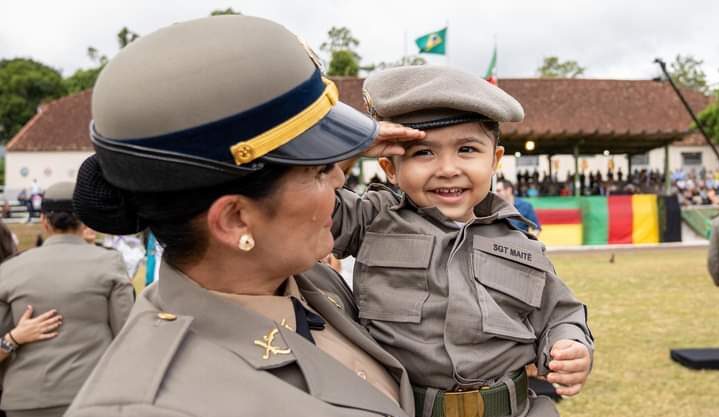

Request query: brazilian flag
[{"left": 415, "top": 28, "right": 447, "bottom": 55}]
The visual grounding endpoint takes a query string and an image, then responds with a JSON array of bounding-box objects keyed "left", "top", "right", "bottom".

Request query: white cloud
[{"left": 1, "top": 0, "right": 716, "bottom": 84}]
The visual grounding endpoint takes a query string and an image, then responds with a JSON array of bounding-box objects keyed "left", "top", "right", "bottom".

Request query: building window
[
  {"left": 630, "top": 153, "right": 649, "bottom": 166},
  {"left": 681, "top": 152, "right": 702, "bottom": 167},
  {"left": 517, "top": 155, "right": 539, "bottom": 167}
]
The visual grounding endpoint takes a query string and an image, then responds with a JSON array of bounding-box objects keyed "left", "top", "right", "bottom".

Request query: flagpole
[
  {"left": 445, "top": 20, "right": 450, "bottom": 66},
  {"left": 403, "top": 29, "right": 408, "bottom": 65},
  {"left": 493, "top": 34, "right": 497, "bottom": 78}
]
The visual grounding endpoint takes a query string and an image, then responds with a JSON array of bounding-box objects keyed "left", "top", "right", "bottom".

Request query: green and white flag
[
  {"left": 415, "top": 27, "right": 447, "bottom": 55},
  {"left": 484, "top": 45, "right": 497, "bottom": 84}
]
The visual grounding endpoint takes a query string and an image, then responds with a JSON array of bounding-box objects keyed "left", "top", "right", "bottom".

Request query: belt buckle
[{"left": 443, "top": 389, "right": 484, "bottom": 417}]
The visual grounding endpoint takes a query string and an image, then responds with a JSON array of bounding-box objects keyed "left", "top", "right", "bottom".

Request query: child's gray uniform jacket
[{"left": 332, "top": 186, "right": 594, "bottom": 390}]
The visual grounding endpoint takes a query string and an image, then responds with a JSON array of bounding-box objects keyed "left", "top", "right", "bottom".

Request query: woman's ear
[
  {"left": 378, "top": 157, "right": 399, "bottom": 185},
  {"left": 40, "top": 214, "right": 51, "bottom": 234},
  {"left": 205, "top": 195, "right": 258, "bottom": 250}
]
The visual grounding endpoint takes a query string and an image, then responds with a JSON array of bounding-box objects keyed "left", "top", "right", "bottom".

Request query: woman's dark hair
[
  {"left": 0, "top": 220, "right": 17, "bottom": 263},
  {"left": 44, "top": 211, "right": 82, "bottom": 232},
  {"left": 135, "top": 163, "right": 292, "bottom": 268}
]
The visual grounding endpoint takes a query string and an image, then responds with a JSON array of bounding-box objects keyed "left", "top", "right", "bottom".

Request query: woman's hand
[
  {"left": 10, "top": 305, "right": 63, "bottom": 345},
  {"left": 546, "top": 339, "right": 591, "bottom": 396},
  {"left": 362, "top": 122, "right": 425, "bottom": 158}
]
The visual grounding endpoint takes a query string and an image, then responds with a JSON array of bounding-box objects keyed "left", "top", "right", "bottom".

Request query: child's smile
[{"left": 380, "top": 122, "right": 505, "bottom": 222}]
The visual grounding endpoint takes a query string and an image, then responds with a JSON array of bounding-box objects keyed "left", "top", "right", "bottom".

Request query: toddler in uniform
[{"left": 332, "top": 66, "right": 593, "bottom": 417}]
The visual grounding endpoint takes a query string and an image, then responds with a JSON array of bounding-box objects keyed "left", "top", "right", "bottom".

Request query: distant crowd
[{"left": 348, "top": 167, "right": 719, "bottom": 207}]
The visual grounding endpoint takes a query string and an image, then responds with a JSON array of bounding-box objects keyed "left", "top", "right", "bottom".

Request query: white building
[{"left": 5, "top": 91, "right": 93, "bottom": 197}]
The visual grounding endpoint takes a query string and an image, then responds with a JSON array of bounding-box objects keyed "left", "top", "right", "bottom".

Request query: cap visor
[{"left": 262, "top": 101, "right": 377, "bottom": 165}]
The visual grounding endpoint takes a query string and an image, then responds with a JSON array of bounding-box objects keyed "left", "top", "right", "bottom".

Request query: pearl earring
[{"left": 238, "top": 234, "right": 255, "bottom": 252}]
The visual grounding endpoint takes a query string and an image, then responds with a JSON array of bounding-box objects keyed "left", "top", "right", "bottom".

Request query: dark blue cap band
[{"left": 101, "top": 69, "right": 326, "bottom": 164}]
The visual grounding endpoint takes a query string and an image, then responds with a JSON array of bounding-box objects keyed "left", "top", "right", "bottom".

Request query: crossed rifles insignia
[{"left": 254, "top": 328, "right": 291, "bottom": 360}]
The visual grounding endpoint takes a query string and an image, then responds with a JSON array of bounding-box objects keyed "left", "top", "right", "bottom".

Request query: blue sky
[{"left": 1, "top": 0, "right": 717, "bottom": 86}]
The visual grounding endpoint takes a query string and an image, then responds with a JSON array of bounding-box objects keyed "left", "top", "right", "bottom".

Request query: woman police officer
[{"left": 67, "top": 15, "right": 423, "bottom": 417}]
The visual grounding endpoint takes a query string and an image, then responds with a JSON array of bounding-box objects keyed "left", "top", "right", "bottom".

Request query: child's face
[{"left": 380, "top": 122, "right": 504, "bottom": 222}]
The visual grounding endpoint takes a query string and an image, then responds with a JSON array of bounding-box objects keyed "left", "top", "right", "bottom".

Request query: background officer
[{"left": 0, "top": 181, "right": 133, "bottom": 417}]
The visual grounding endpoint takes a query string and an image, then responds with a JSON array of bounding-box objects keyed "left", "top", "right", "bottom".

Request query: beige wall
[{"left": 5, "top": 151, "right": 93, "bottom": 198}]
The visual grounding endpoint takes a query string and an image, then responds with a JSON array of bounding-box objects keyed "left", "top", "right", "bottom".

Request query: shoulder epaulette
[{"left": 70, "top": 310, "right": 193, "bottom": 407}]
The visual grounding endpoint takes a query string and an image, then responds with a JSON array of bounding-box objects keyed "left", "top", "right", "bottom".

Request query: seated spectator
[{"left": 496, "top": 179, "right": 542, "bottom": 236}]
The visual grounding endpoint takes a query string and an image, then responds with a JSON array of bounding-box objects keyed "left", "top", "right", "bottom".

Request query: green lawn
[
  {"left": 553, "top": 248, "right": 719, "bottom": 417},
  {"left": 6, "top": 223, "right": 718, "bottom": 415},
  {"left": 7, "top": 222, "right": 43, "bottom": 251}
]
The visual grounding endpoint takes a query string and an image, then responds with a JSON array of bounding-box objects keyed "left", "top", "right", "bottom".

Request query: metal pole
[
  {"left": 654, "top": 58, "right": 719, "bottom": 161},
  {"left": 547, "top": 154, "right": 553, "bottom": 178},
  {"left": 664, "top": 145, "right": 671, "bottom": 195},
  {"left": 574, "top": 145, "right": 580, "bottom": 196},
  {"left": 627, "top": 154, "right": 632, "bottom": 181}
]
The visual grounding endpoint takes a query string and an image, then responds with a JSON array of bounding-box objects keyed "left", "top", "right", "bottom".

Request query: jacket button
[{"left": 158, "top": 312, "right": 177, "bottom": 321}]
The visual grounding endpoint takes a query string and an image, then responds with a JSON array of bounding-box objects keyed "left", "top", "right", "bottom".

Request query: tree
[
  {"left": 320, "top": 26, "right": 359, "bottom": 55},
  {"left": 210, "top": 8, "right": 241, "bottom": 16},
  {"left": 537, "top": 56, "right": 585, "bottom": 78},
  {"left": 328, "top": 50, "right": 359, "bottom": 76},
  {"left": 63, "top": 67, "right": 103, "bottom": 94},
  {"left": 0, "top": 58, "right": 66, "bottom": 142},
  {"left": 697, "top": 91, "right": 719, "bottom": 142},
  {"left": 668, "top": 54, "right": 709, "bottom": 94},
  {"left": 320, "top": 26, "right": 362, "bottom": 77},
  {"left": 117, "top": 27, "right": 140, "bottom": 49}
]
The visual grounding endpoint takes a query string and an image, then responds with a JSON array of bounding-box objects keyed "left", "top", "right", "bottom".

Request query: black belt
[{"left": 413, "top": 370, "right": 528, "bottom": 417}]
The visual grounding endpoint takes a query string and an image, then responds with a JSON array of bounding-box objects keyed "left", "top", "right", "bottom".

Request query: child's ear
[
  {"left": 378, "top": 157, "right": 399, "bottom": 185},
  {"left": 493, "top": 146, "right": 505, "bottom": 172}
]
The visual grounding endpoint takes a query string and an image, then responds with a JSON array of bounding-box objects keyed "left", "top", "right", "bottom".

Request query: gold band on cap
[{"left": 230, "top": 78, "right": 339, "bottom": 165}]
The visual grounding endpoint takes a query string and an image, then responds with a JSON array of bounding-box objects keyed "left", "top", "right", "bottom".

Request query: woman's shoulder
[{"left": 66, "top": 295, "right": 194, "bottom": 413}]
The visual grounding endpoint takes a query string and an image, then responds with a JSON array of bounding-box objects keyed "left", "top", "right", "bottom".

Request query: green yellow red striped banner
[{"left": 526, "top": 195, "right": 660, "bottom": 246}]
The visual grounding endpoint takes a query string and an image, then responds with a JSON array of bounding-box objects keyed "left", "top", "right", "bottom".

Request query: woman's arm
[{"left": 0, "top": 305, "right": 62, "bottom": 362}]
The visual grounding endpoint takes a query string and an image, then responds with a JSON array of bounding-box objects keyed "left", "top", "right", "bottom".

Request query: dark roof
[
  {"left": 334, "top": 77, "right": 714, "bottom": 155},
  {"left": 497, "top": 78, "right": 713, "bottom": 154},
  {"left": 7, "top": 78, "right": 714, "bottom": 155},
  {"left": 6, "top": 90, "right": 93, "bottom": 152}
]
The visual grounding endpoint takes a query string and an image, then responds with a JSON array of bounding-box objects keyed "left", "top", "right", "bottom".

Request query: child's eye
[
  {"left": 458, "top": 145, "right": 480, "bottom": 153},
  {"left": 411, "top": 149, "right": 433, "bottom": 157}
]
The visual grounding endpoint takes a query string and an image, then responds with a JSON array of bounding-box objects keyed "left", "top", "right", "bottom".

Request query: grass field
[
  {"left": 553, "top": 248, "right": 719, "bottom": 417},
  {"left": 7, "top": 222, "right": 43, "bottom": 251},
  {"left": 6, "top": 224, "right": 718, "bottom": 415}
]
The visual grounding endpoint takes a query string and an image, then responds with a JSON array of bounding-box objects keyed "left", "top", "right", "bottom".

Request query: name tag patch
[
  {"left": 491, "top": 243, "right": 533, "bottom": 262},
  {"left": 473, "top": 235, "right": 550, "bottom": 272}
]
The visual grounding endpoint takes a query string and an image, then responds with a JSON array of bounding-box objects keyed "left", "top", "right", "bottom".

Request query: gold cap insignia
[{"left": 362, "top": 88, "right": 378, "bottom": 119}]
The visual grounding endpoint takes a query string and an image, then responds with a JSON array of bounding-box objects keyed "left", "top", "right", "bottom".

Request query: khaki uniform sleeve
[
  {"left": 331, "top": 187, "right": 395, "bottom": 259},
  {"left": 106, "top": 252, "right": 134, "bottom": 337},
  {"left": 531, "top": 268, "right": 594, "bottom": 376},
  {"left": 0, "top": 267, "right": 12, "bottom": 335},
  {"left": 708, "top": 219, "right": 719, "bottom": 286}
]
